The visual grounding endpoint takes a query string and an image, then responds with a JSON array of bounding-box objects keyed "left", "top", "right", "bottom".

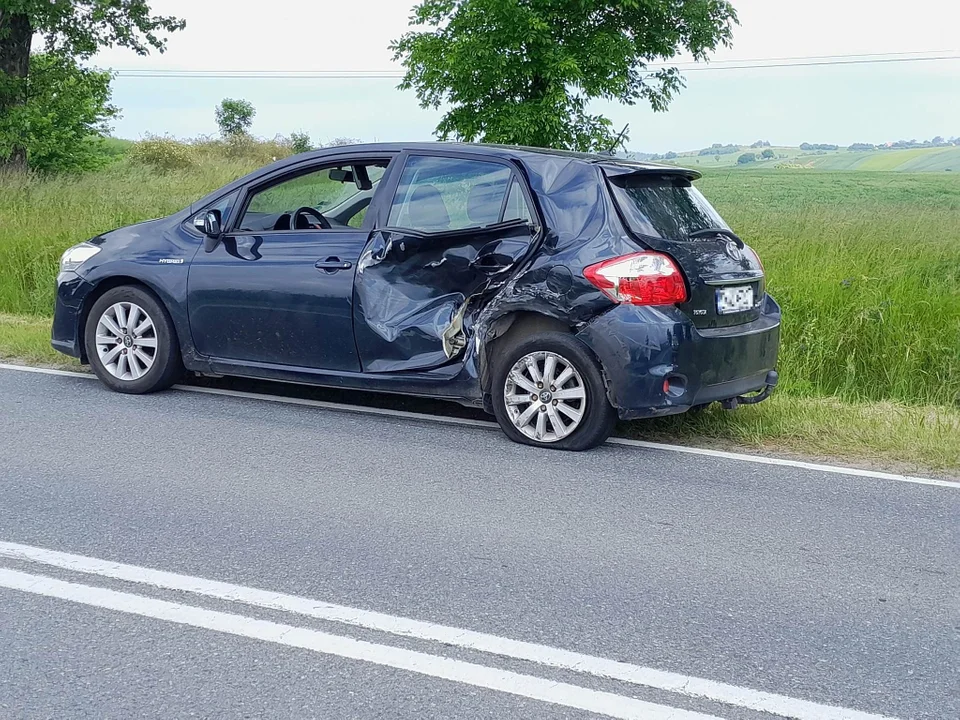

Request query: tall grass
[
  {"left": 0, "top": 154, "right": 957, "bottom": 407},
  {"left": 0, "top": 154, "right": 263, "bottom": 315},
  {"left": 698, "top": 171, "right": 960, "bottom": 406}
]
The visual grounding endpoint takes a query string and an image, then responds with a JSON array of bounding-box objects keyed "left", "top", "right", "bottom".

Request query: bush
[
  {"left": 737, "top": 152, "right": 757, "bottom": 164},
  {"left": 290, "top": 132, "right": 313, "bottom": 154},
  {"left": 761, "top": 149, "right": 775, "bottom": 159},
  {"left": 224, "top": 134, "right": 293, "bottom": 164},
  {"left": 324, "top": 136, "right": 361, "bottom": 148},
  {"left": 129, "top": 136, "right": 195, "bottom": 171},
  {"left": 188, "top": 134, "right": 294, "bottom": 166}
]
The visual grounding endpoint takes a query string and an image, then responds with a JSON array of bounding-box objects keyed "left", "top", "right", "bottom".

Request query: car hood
[{"left": 88, "top": 217, "right": 167, "bottom": 250}]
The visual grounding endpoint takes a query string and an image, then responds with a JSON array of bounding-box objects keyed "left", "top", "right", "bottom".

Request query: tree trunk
[{"left": 0, "top": 11, "right": 33, "bottom": 171}]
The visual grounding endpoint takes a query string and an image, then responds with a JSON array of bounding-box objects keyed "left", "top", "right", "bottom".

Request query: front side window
[
  {"left": 388, "top": 156, "right": 527, "bottom": 233},
  {"left": 238, "top": 162, "right": 387, "bottom": 232}
]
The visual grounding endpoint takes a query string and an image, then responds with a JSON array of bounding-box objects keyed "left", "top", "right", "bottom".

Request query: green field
[
  {"left": 1, "top": 145, "right": 958, "bottom": 471},
  {"left": 661, "top": 145, "right": 960, "bottom": 173}
]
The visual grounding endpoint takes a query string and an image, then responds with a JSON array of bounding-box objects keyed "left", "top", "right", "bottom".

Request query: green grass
[
  {"left": 663, "top": 146, "right": 960, "bottom": 173},
  {"left": 699, "top": 171, "right": 960, "bottom": 406},
  {"left": 808, "top": 147, "right": 960, "bottom": 172},
  {"left": 100, "top": 136, "right": 136, "bottom": 159},
  {"left": 0, "top": 159, "right": 261, "bottom": 315},
  {"left": 0, "top": 313, "right": 79, "bottom": 366},
  {"left": 624, "top": 395, "right": 960, "bottom": 474}
]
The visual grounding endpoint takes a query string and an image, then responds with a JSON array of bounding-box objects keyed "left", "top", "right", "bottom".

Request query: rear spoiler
[{"left": 597, "top": 162, "right": 702, "bottom": 182}]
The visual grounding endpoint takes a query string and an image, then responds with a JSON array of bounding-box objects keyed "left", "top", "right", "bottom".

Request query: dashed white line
[
  {"left": 0, "top": 541, "right": 899, "bottom": 720},
  {"left": 1, "top": 361, "right": 955, "bottom": 489},
  {"left": 0, "top": 567, "right": 722, "bottom": 720}
]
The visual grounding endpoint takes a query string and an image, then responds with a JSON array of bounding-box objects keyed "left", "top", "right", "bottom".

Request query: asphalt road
[{"left": 0, "top": 367, "right": 957, "bottom": 720}]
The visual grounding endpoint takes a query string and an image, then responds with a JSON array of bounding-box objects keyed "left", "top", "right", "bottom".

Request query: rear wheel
[
  {"left": 491, "top": 332, "right": 616, "bottom": 451},
  {"left": 84, "top": 285, "right": 183, "bottom": 394}
]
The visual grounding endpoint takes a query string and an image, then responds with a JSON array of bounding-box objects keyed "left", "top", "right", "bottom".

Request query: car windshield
[{"left": 607, "top": 175, "right": 729, "bottom": 240}]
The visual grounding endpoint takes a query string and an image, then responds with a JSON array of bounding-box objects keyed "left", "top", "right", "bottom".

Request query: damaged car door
[{"left": 353, "top": 154, "right": 537, "bottom": 373}]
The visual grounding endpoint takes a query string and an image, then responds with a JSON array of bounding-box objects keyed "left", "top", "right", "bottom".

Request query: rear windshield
[{"left": 607, "top": 175, "right": 729, "bottom": 240}]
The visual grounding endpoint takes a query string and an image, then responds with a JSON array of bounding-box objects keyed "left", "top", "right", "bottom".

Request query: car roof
[
  {"left": 272, "top": 141, "right": 699, "bottom": 176},
  {"left": 189, "top": 142, "right": 700, "bottom": 215}
]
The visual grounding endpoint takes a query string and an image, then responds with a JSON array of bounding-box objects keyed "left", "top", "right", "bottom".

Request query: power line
[
  {"left": 672, "top": 48, "right": 953, "bottom": 64},
  {"left": 111, "top": 51, "right": 960, "bottom": 79},
  {"left": 681, "top": 54, "right": 960, "bottom": 72}
]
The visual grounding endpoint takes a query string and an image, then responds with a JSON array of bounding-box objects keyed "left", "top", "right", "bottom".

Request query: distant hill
[{"left": 625, "top": 145, "right": 960, "bottom": 172}]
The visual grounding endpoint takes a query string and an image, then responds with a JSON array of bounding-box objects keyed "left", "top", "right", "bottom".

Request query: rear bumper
[
  {"left": 577, "top": 295, "right": 781, "bottom": 420},
  {"left": 51, "top": 272, "right": 95, "bottom": 360}
]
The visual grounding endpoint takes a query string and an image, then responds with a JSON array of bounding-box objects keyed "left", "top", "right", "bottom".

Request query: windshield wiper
[{"left": 688, "top": 228, "right": 744, "bottom": 248}]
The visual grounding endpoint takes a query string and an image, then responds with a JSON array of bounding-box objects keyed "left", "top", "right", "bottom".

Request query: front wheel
[
  {"left": 84, "top": 285, "right": 183, "bottom": 394},
  {"left": 491, "top": 332, "right": 617, "bottom": 451}
]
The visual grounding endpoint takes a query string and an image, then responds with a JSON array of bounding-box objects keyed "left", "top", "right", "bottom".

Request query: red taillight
[{"left": 583, "top": 252, "right": 688, "bottom": 306}]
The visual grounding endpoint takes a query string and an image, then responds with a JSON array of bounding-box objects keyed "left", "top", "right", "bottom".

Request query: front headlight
[{"left": 60, "top": 242, "right": 101, "bottom": 273}]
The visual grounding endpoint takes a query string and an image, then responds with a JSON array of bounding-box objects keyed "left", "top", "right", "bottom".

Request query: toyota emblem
[{"left": 725, "top": 240, "right": 743, "bottom": 262}]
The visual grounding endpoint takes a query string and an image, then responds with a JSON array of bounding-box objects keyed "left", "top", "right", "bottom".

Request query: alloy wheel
[
  {"left": 503, "top": 351, "right": 587, "bottom": 443},
  {"left": 95, "top": 302, "right": 158, "bottom": 381}
]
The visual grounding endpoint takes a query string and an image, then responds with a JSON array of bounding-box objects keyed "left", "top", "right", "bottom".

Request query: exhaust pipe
[{"left": 721, "top": 370, "right": 778, "bottom": 410}]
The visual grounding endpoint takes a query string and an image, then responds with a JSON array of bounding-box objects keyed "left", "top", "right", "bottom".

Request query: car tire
[
  {"left": 491, "top": 332, "right": 617, "bottom": 451},
  {"left": 84, "top": 285, "right": 183, "bottom": 394}
]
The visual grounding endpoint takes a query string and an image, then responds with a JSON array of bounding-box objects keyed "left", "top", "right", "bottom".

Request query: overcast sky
[{"left": 91, "top": 0, "right": 960, "bottom": 152}]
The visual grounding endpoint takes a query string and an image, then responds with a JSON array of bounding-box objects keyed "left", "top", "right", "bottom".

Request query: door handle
[{"left": 315, "top": 257, "right": 353, "bottom": 273}]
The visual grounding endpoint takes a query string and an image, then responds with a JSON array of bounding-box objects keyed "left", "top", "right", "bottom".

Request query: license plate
[{"left": 716, "top": 285, "right": 754, "bottom": 314}]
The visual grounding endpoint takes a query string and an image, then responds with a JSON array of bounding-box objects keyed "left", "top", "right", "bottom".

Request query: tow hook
[{"left": 721, "top": 370, "right": 779, "bottom": 410}]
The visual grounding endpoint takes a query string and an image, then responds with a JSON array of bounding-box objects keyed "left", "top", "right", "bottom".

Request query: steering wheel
[{"left": 292, "top": 206, "right": 331, "bottom": 230}]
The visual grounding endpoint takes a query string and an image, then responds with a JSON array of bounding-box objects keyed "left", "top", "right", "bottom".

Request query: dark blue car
[{"left": 53, "top": 143, "right": 780, "bottom": 450}]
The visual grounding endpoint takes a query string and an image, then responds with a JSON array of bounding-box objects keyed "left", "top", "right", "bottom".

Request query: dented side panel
[
  {"left": 353, "top": 223, "right": 535, "bottom": 373},
  {"left": 352, "top": 152, "right": 640, "bottom": 389},
  {"left": 470, "top": 159, "right": 638, "bottom": 370}
]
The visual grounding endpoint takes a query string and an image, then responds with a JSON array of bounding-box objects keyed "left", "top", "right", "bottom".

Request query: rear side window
[
  {"left": 388, "top": 156, "right": 525, "bottom": 233},
  {"left": 608, "top": 175, "right": 729, "bottom": 240},
  {"left": 503, "top": 178, "right": 533, "bottom": 223}
]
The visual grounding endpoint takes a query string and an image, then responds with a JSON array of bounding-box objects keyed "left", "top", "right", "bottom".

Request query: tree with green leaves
[
  {"left": 215, "top": 98, "right": 255, "bottom": 138},
  {"left": 0, "top": 53, "right": 118, "bottom": 172},
  {"left": 0, "top": 0, "right": 183, "bottom": 170},
  {"left": 290, "top": 131, "right": 312, "bottom": 154},
  {"left": 392, "top": 0, "right": 737, "bottom": 152}
]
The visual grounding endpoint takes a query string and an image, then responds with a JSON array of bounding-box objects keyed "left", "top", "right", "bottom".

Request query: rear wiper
[{"left": 688, "top": 228, "right": 744, "bottom": 248}]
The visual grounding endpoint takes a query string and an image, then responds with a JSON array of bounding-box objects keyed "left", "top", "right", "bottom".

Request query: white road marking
[
  {"left": 0, "top": 363, "right": 88, "bottom": 379},
  {"left": 0, "top": 567, "right": 721, "bottom": 720},
  {"left": 606, "top": 437, "right": 960, "bottom": 488},
  {"left": 0, "top": 541, "right": 898, "bottom": 720},
  {"left": 1, "top": 361, "right": 955, "bottom": 489}
]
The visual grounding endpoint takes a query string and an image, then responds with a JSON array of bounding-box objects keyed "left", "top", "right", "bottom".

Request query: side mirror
[
  {"left": 200, "top": 209, "right": 222, "bottom": 253},
  {"left": 202, "top": 209, "right": 222, "bottom": 236}
]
